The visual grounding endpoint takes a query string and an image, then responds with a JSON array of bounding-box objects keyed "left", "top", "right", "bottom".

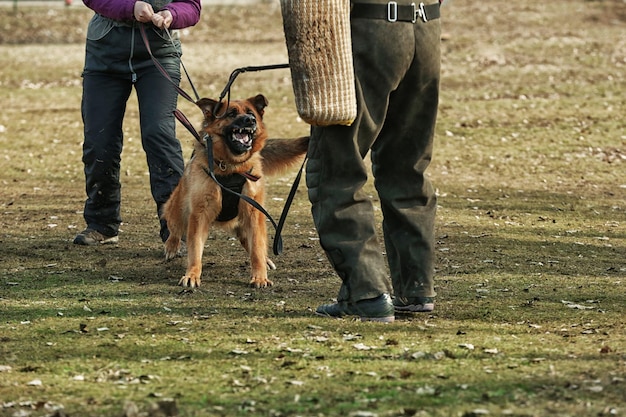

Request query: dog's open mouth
[
  {"left": 225, "top": 125, "right": 256, "bottom": 155},
  {"left": 232, "top": 127, "right": 255, "bottom": 149}
]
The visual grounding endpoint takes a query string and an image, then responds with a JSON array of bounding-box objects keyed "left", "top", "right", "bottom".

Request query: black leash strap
[
  {"left": 214, "top": 64, "right": 290, "bottom": 118},
  {"left": 272, "top": 157, "right": 307, "bottom": 256}
]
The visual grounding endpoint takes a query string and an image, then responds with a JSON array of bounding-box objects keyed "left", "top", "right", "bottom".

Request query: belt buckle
[
  {"left": 387, "top": 1, "right": 398, "bottom": 22},
  {"left": 415, "top": 2, "right": 428, "bottom": 22}
]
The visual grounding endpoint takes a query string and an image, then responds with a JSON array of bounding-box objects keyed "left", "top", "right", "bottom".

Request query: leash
[
  {"left": 139, "top": 24, "right": 200, "bottom": 107},
  {"left": 272, "top": 157, "right": 306, "bottom": 255},
  {"left": 214, "top": 63, "right": 290, "bottom": 118},
  {"left": 139, "top": 24, "right": 298, "bottom": 255}
]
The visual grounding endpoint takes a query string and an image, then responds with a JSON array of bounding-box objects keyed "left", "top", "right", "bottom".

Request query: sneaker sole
[
  {"left": 394, "top": 304, "right": 435, "bottom": 313},
  {"left": 73, "top": 235, "right": 119, "bottom": 246}
]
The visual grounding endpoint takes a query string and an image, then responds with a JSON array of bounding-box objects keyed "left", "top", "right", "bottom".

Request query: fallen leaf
[
  {"left": 416, "top": 385, "right": 436, "bottom": 395},
  {"left": 353, "top": 343, "right": 374, "bottom": 351},
  {"left": 411, "top": 351, "right": 427, "bottom": 359},
  {"left": 232, "top": 379, "right": 246, "bottom": 387},
  {"left": 561, "top": 300, "right": 595, "bottom": 310},
  {"left": 600, "top": 346, "right": 612, "bottom": 354},
  {"left": 464, "top": 409, "right": 490, "bottom": 416}
]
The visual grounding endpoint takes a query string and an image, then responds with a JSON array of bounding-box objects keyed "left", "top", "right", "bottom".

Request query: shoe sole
[
  {"left": 73, "top": 236, "right": 119, "bottom": 246},
  {"left": 394, "top": 304, "right": 435, "bottom": 313}
]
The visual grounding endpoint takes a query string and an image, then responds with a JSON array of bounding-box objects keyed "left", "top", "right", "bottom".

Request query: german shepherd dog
[{"left": 162, "top": 94, "right": 309, "bottom": 288}]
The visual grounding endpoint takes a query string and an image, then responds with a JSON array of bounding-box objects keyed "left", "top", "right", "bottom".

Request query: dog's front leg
[
  {"left": 179, "top": 210, "right": 211, "bottom": 288},
  {"left": 246, "top": 210, "right": 273, "bottom": 288}
]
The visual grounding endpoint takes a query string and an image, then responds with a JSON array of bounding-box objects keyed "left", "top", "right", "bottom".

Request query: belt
[{"left": 351, "top": 1, "right": 440, "bottom": 23}]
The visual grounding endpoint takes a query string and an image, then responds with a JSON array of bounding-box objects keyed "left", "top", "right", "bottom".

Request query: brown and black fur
[{"left": 162, "top": 94, "right": 309, "bottom": 288}]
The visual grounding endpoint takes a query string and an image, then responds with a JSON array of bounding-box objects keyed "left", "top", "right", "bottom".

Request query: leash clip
[
  {"left": 415, "top": 2, "right": 427, "bottom": 22},
  {"left": 387, "top": 1, "right": 398, "bottom": 22}
]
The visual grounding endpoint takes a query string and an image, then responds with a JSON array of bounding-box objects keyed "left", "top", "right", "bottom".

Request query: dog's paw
[
  {"left": 249, "top": 276, "right": 273, "bottom": 288},
  {"left": 266, "top": 258, "right": 276, "bottom": 270},
  {"left": 164, "top": 241, "right": 185, "bottom": 261},
  {"left": 179, "top": 274, "right": 201, "bottom": 288}
]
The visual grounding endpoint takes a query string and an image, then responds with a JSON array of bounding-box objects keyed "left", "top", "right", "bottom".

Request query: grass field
[{"left": 1, "top": 1, "right": 625, "bottom": 416}]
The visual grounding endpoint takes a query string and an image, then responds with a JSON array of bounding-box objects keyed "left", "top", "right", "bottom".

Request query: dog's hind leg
[
  {"left": 163, "top": 203, "right": 185, "bottom": 261},
  {"left": 164, "top": 215, "right": 185, "bottom": 261},
  {"left": 266, "top": 258, "right": 276, "bottom": 270},
  {"left": 236, "top": 227, "right": 276, "bottom": 269},
  {"left": 164, "top": 236, "right": 183, "bottom": 261},
  {"left": 237, "top": 228, "right": 276, "bottom": 271}
]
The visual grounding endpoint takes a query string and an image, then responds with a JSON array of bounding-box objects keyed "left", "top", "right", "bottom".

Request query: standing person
[
  {"left": 308, "top": 1, "right": 442, "bottom": 322},
  {"left": 74, "top": 0, "right": 201, "bottom": 246}
]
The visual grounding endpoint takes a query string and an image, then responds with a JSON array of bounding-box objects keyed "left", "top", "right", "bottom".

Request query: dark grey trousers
[
  {"left": 80, "top": 24, "right": 184, "bottom": 241},
  {"left": 306, "top": 14, "right": 441, "bottom": 303}
]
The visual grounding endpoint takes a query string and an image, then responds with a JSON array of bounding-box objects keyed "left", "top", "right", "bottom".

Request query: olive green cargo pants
[{"left": 306, "top": 9, "right": 441, "bottom": 303}]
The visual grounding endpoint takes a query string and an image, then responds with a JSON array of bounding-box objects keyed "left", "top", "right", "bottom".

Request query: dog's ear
[
  {"left": 250, "top": 94, "right": 268, "bottom": 117},
  {"left": 196, "top": 98, "right": 221, "bottom": 120}
]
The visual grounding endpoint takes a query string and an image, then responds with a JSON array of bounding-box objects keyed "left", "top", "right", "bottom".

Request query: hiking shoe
[
  {"left": 393, "top": 296, "right": 435, "bottom": 313},
  {"left": 315, "top": 294, "right": 395, "bottom": 323},
  {"left": 73, "top": 228, "right": 118, "bottom": 246}
]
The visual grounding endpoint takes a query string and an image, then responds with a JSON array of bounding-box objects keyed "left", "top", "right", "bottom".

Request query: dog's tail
[{"left": 260, "top": 136, "right": 309, "bottom": 176}]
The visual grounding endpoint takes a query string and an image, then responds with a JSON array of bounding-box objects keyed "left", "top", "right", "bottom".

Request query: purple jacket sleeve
[
  {"left": 163, "top": 0, "right": 202, "bottom": 29},
  {"left": 83, "top": 0, "right": 201, "bottom": 29}
]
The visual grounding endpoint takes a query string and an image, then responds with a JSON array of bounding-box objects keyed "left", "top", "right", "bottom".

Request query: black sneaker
[
  {"left": 73, "top": 228, "right": 119, "bottom": 246},
  {"left": 393, "top": 296, "right": 435, "bottom": 313},
  {"left": 315, "top": 294, "right": 395, "bottom": 323}
]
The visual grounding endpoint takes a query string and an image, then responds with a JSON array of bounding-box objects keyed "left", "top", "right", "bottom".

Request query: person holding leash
[
  {"left": 74, "top": 0, "right": 201, "bottom": 245},
  {"left": 308, "top": 1, "right": 443, "bottom": 322}
]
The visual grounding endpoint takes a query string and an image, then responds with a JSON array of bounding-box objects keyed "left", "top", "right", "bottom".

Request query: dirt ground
[
  {"left": 1, "top": 0, "right": 624, "bottom": 316},
  {"left": 1, "top": 0, "right": 624, "bottom": 327}
]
